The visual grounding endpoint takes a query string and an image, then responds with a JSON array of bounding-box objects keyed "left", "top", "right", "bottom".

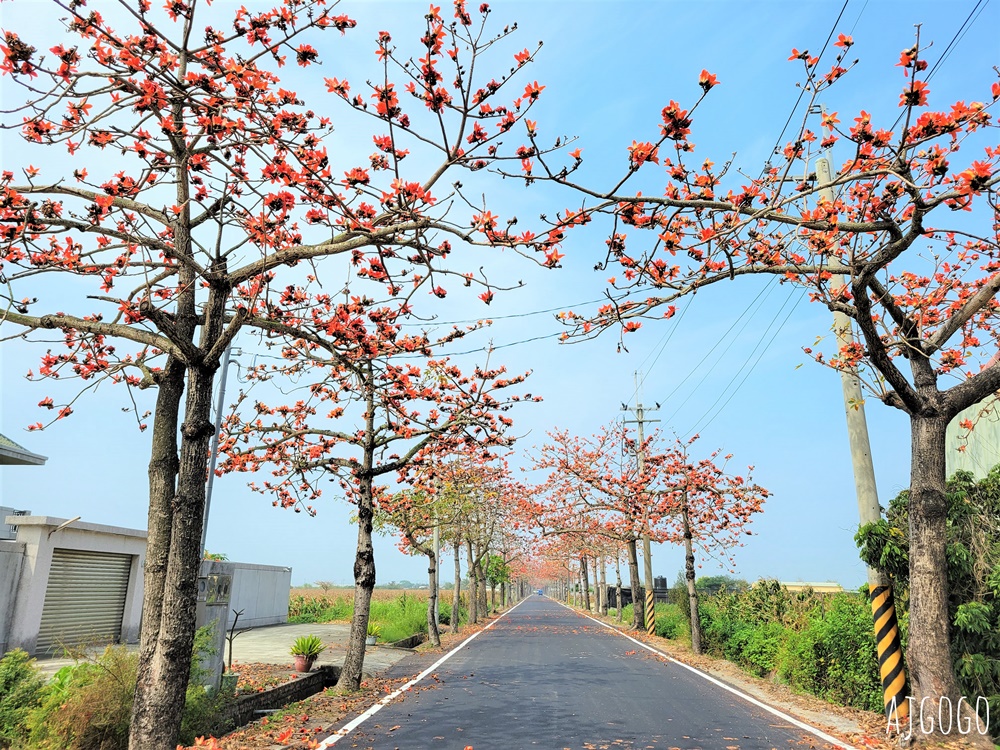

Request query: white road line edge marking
[
  {"left": 559, "top": 600, "right": 860, "bottom": 750},
  {"left": 316, "top": 597, "right": 528, "bottom": 747}
]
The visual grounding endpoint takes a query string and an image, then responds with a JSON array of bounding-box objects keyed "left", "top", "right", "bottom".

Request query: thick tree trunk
[
  {"left": 615, "top": 555, "right": 624, "bottom": 623},
  {"left": 682, "top": 493, "right": 702, "bottom": 654},
  {"left": 598, "top": 556, "right": 608, "bottom": 615},
  {"left": 581, "top": 556, "right": 591, "bottom": 612},
  {"left": 129, "top": 361, "right": 218, "bottom": 750},
  {"left": 466, "top": 539, "right": 478, "bottom": 624},
  {"left": 338, "top": 473, "right": 376, "bottom": 691},
  {"left": 129, "top": 357, "right": 184, "bottom": 750},
  {"left": 426, "top": 549, "right": 440, "bottom": 647},
  {"left": 477, "top": 554, "right": 488, "bottom": 616},
  {"left": 626, "top": 537, "right": 643, "bottom": 630},
  {"left": 452, "top": 543, "right": 461, "bottom": 634},
  {"left": 907, "top": 414, "right": 987, "bottom": 743}
]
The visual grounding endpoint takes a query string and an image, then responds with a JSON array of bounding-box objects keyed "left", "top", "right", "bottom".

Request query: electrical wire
[
  {"left": 661, "top": 280, "right": 780, "bottom": 426},
  {"left": 888, "top": 0, "right": 988, "bottom": 131},
  {"left": 684, "top": 287, "right": 807, "bottom": 438},
  {"left": 623, "top": 0, "right": 851, "bottom": 433}
]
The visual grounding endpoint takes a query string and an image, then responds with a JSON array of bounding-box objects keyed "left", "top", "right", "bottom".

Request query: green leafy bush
[
  {"left": 0, "top": 649, "right": 45, "bottom": 747},
  {"left": 858, "top": 466, "right": 1000, "bottom": 737},
  {"left": 652, "top": 603, "right": 685, "bottom": 639},
  {"left": 25, "top": 647, "right": 135, "bottom": 750},
  {"left": 15, "top": 625, "right": 231, "bottom": 750},
  {"left": 287, "top": 595, "right": 352, "bottom": 624},
  {"left": 699, "top": 587, "right": 881, "bottom": 713}
]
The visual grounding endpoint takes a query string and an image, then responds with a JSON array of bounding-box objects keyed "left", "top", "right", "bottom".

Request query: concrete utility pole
[
  {"left": 624, "top": 371, "right": 659, "bottom": 635},
  {"left": 815, "top": 156, "right": 907, "bottom": 724},
  {"left": 202, "top": 345, "right": 239, "bottom": 557}
]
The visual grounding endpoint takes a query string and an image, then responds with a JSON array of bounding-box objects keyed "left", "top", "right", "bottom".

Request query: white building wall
[
  {"left": 946, "top": 396, "right": 1000, "bottom": 480},
  {"left": 0, "top": 540, "right": 26, "bottom": 653},
  {"left": 229, "top": 562, "right": 292, "bottom": 627},
  {"left": 1, "top": 515, "right": 291, "bottom": 656},
  {"left": 3, "top": 516, "right": 146, "bottom": 656}
]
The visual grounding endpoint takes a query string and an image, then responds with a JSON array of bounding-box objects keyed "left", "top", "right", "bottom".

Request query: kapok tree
[
  {"left": 526, "top": 423, "right": 671, "bottom": 630},
  {"left": 380, "top": 445, "right": 504, "bottom": 645},
  {"left": 531, "top": 34, "right": 1000, "bottom": 733},
  {"left": 218, "top": 306, "right": 535, "bottom": 689},
  {"left": 659, "top": 435, "right": 768, "bottom": 653},
  {"left": 0, "top": 2, "right": 554, "bottom": 746}
]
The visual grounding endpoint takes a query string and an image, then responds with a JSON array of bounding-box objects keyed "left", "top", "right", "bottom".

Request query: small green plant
[
  {"left": 0, "top": 648, "right": 45, "bottom": 747},
  {"left": 366, "top": 622, "right": 381, "bottom": 638},
  {"left": 290, "top": 634, "right": 326, "bottom": 658}
]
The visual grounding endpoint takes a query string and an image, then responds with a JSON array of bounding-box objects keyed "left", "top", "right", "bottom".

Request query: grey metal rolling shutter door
[{"left": 36, "top": 549, "right": 132, "bottom": 655}]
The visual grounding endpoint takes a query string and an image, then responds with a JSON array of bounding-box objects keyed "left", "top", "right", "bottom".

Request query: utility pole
[
  {"left": 624, "top": 371, "right": 659, "bottom": 635},
  {"left": 815, "top": 155, "right": 908, "bottom": 725},
  {"left": 202, "top": 345, "right": 240, "bottom": 558}
]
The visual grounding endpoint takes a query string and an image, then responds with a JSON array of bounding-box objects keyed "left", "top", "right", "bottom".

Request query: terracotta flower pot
[{"left": 293, "top": 654, "right": 316, "bottom": 673}]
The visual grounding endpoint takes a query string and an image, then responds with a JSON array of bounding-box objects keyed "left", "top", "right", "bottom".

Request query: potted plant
[
  {"left": 366, "top": 622, "right": 381, "bottom": 646},
  {"left": 290, "top": 634, "right": 325, "bottom": 672}
]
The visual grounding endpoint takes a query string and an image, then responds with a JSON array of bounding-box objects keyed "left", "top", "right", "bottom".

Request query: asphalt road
[{"left": 324, "top": 596, "right": 851, "bottom": 750}]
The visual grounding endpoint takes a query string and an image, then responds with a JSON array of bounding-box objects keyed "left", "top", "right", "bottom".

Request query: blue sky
[{"left": 1, "top": 0, "right": 997, "bottom": 588}]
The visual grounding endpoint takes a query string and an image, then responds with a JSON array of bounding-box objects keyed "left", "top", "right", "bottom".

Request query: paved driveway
[{"left": 31, "top": 620, "right": 411, "bottom": 677}]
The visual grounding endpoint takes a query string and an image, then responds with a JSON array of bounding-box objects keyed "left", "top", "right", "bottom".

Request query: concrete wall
[
  {"left": 3, "top": 515, "right": 146, "bottom": 656},
  {"left": 230, "top": 562, "right": 292, "bottom": 627},
  {"left": 946, "top": 397, "right": 1000, "bottom": 480},
  {"left": 0, "top": 514, "right": 291, "bottom": 658},
  {"left": 0, "top": 540, "right": 25, "bottom": 653}
]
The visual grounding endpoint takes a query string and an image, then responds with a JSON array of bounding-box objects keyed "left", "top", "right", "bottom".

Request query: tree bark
[
  {"left": 426, "top": 548, "right": 441, "bottom": 647},
  {"left": 129, "top": 356, "right": 184, "bottom": 750},
  {"left": 615, "top": 555, "right": 624, "bottom": 623},
  {"left": 626, "top": 537, "right": 643, "bottom": 630},
  {"left": 477, "top": 552, "right": 488, "bottom": 616},
  {"left": 906, "top": 413, "right": 988, "bottom": 742},
  {"left": 338, "top": 473, "right": 376, "bottom": 691},
  {"left": 581, "top": 555, "right": 591, "bottom": 612},
  {"left": 129, "top": 359, "right": 219, "bottom": 750},
  {"left": 598, "top": 556, "right": 608, "bottom": 615},
  {"left": 681, "top": 491, "right": 702, "bottom": 654},
  {"left": 466, "top": 539, "right": 478, "bottom": 624},
  {"left": 338, "top": 379, "right": 378, "bottom": 692},
  {"left": 452, "top": 542, "right": 461, "bottom": 634}
]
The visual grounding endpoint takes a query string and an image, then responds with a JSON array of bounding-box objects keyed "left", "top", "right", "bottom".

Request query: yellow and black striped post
[
  {"left": 645, "top": 590, "right": 656, "bottom": 636},
  {"left": 871, "top": 584, "right": 908, "bottom": 724}
]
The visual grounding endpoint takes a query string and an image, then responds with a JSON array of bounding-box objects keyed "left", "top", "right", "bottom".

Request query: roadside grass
[{"left": 288, "top": 588, "right": 468, "bottom": 643}]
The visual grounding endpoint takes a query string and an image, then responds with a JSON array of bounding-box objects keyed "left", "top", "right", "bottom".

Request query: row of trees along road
[
  {"left": 525, "top": 424, "right": 767, "bottom": 650},
  {"left": 2, "top": 1, "right": 999, "bottom": 746},
  {"left": 0, "top": 3, "right": 551, "bottom": 748},
  {"left": 524, "top": 33, "right": 1000, "bottom": 742},
  {"left": 378, "top": 449, "right": 531, "bottom": 646}
]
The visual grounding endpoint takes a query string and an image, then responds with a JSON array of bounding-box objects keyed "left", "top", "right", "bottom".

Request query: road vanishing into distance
[{"left": 322, "top": 596, "right": 852, "bottom": 750}]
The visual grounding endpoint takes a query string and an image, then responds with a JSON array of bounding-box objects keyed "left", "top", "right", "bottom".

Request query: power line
[
  {"left": 661, "top": 279, "right": 779, "bottom": 426},
  {"left": 888, "top": 0, "right": 988, "bottom": 131},
  {"left": 626, "top": 296, "right": 694, "bottom": 409},
  {"left": 684, "top": 287, "right": 806, "bottom": 438}
]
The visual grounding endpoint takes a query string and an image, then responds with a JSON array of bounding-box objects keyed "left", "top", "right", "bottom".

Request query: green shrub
[
  {"left": 652, "top": 603, "right": 685, "bottom": 639},
  {"left": 0, "top": 649, "right": 45, "bottom": 747},
  {"left": 776, "top": 627, "right": 822, "bottom": 695},
  {"left": 18, "top": 624, "right": 232, "bottom": 750},
  {"left": 25, "top": 647, "right": 134, "bottom": 750},
  {"left": 815, "top": 595, "right": 881, "bottom": 712},
  {"left": 288, "top": 595, "right": 353, "bottom": 624},
  {"left": 437, "top": 604, "right": 468, "bottom": 627},
  {"left": 700, "top": 588, "right": 881, "bottom": 713}
]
